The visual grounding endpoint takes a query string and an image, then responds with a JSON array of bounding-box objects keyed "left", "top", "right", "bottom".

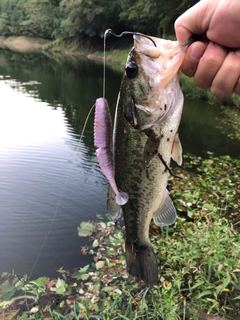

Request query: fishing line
[
  {"left": 29, "top": 103, "right": 96, "bottom": 279},
  {"left": 103, "top": 30, "right": 109, "bottom": 99}
]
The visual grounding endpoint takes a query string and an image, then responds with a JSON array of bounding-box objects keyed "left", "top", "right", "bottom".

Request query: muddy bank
[
  {"left": 0, "top": 36, "right": 124, "bottom": 63},
  {"left": 0, "top": 36, "right": 50, "bottom": 53}
]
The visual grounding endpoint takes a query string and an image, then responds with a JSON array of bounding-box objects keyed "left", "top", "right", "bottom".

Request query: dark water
[{"left": 0, "top": 50, "right": 239, "bottom": 280}]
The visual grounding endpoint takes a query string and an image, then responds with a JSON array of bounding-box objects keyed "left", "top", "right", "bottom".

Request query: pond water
[{"left": 0, "top": 50, "right": 239, "bottom": 280}]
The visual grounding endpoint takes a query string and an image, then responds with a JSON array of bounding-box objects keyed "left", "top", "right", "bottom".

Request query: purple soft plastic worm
[{"left": 94, "top": 98, "right": 128, "bottom": 205}]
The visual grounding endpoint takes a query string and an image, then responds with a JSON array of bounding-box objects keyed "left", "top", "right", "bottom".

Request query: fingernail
[{"left": 235, "top": 49, "right": 240, "bottom": 56}]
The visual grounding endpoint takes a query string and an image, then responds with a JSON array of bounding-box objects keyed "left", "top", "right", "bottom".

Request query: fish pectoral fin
[
  {"left": 107, "top": 185, "right": 123, "bottom": 222},
  {"left": 171, "top": 133, "right": 182, "bottom": 166},
  {"left": 153, "top": 191, "right": 177, "bottom": 227}
]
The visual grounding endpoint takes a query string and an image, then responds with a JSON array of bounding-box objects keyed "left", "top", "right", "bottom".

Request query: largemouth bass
[{"left": 95, "top": 34, "right": 190, "bottom": 285}]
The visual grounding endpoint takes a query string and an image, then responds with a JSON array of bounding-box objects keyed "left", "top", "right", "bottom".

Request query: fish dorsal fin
[
  {"left": 153, "top": 191, "right": 177, "bottom": 227},
  {"left": 107, "top": 185, "right": 123, "bottom": 223},
  {"left": 171, "top": 133, "right": 182, "bottom": 166}
]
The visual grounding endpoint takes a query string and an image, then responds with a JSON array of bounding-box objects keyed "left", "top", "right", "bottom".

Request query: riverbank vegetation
[
  {"left": 0, "top": 0, "right": 197, "bottom": 44},
  {"left": 1, "top": 153, "right": 240, "bottom": 319}
]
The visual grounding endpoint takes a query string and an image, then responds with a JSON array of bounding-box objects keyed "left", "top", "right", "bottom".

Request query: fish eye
[{"left": 125, "top": 61, "right": 138, "bottom": 79}]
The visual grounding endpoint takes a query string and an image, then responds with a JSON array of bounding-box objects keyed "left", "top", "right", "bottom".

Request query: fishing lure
[{"left": 94, "top": 97, "right": 129, "bottom": 206}]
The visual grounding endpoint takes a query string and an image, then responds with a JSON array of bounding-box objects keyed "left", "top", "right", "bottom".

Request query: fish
[{"left": 94, "top": 34, "right": 190, "bottom": 285}]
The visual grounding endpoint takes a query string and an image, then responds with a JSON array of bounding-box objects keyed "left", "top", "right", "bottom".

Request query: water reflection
[
  {"left": 0, "top": 49, "right": 239, "bottom": 280},
  {"left": 0, "top": 51, "right": 117, "bottom": 279},
  {"left": 180, "top": 97, "right": 240, "bottom": 158}
]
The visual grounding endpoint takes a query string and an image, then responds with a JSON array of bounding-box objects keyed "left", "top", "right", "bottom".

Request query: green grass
[{"left": 1, "top": 153, "right": 240, "bottom": 320}]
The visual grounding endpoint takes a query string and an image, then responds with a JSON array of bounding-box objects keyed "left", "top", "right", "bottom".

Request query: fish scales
[
  {"left": 114, "top": 97, "right": 171, "bottom": 285},
  {"left": 96, "top": 34, "right": 192, "bottom": 285}
]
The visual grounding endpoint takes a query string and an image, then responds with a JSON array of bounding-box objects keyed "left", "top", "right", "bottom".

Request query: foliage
[
  {"left": 0, "top": 0, "right": 199, "bottom": 43},
  {"left": 0, "top": 0, "right": 61, "bottom": 39},
  {"left": 59, "top": 0, "right": 124, "bottom": 42},
  {"left": 1, "top": 153, "right": 240, "bottom": 319},
  {"left": 216, "top": 106, "right": 240, "bottom": 139},
  {"left": 119, "top": 0, "right": 198, "bottom": 36},
  {"left": 21, "top": 0, "right": 57, "bottom": 39}
]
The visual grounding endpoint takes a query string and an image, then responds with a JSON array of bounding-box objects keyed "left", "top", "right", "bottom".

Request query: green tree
[
  {"left": 119, "top": 0, "right": 199, "bottom": 37},
  {"left": 59, "top": 0, "right": 123, "bottom": 41},
  {"left": 0, "top": 0, "right": 25, "bottom": 36},
  {"left": 0, "top": 0, "right": 200, "bottom": 42},
  {"left": 119, "top": 0, "right": 162, "bottom": 36},
  {"left": 20, "top": 0, "right": 57, "bottom": 39}
]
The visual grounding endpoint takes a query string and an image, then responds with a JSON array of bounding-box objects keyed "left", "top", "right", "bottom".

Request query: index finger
[{"left": 175, "top": 0, "right": 214, "bottom": 43}]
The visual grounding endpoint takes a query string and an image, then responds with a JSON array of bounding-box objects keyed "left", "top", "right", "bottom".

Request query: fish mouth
[
  {"left": 133, "top": 34, "right": 194, "bottom": 52},
  {"left": 126, "top": 34, "right": 187, "bottom": 129},
  {"left": 133, "top": 34, "right": 194, "bottom": 58},
  {"left": 132, "top": 34, "right": 186, "bottom": 118}
]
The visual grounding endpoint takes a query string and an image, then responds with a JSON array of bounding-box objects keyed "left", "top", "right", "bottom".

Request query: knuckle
[
  {"left": 211, "top": 86, "right": 232, "bottom": 98},
  {"left": 194, "top": 76, "right": 210, "bottom": 89},
  {"left": 201, "top": 54, "right": 223, "bottom": 68}
]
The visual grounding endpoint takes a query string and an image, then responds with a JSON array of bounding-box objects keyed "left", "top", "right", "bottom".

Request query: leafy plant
[{"left": 1, "top": 153, "right": 240, "bottom": 319}]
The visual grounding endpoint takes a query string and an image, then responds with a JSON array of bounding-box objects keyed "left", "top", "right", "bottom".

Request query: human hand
[{"left": 175, "top": 0, "right": 240, "bottom": 97}]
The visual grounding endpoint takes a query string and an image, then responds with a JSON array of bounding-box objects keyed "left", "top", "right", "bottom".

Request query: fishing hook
[{"left": 105, "top": 29, "right": 157, "bottom": 47}]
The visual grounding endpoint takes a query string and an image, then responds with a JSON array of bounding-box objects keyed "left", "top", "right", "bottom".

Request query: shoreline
[
  {"left": 0, "top": 36, "right": 50, "bottom": 53},
  {"left": 0, "top": 36, "right": 240, "bottom": 109}
]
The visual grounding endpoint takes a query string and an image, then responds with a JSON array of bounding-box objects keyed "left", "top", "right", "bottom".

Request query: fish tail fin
[{"left": 125, "top": 242, "right": 158, "bottom": 285}]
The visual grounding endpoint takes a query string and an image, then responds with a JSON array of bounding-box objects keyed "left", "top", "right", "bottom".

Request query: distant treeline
[{"left": 0, "top": 0, "right": 198, "bottom": 44}]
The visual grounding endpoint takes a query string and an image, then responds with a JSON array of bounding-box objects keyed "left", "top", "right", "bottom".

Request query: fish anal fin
[
  {"left": 125, "top": 241, "right": 158, "bottom": 286},
  {"left": 153, "top": 191, "right": 177, "bottom": 227},
  {"left": 107, "top": 185, "right": 123, "bottom": 222},
  {"left": 171, "top": 132, "right": 182, "bottom": 166}
]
